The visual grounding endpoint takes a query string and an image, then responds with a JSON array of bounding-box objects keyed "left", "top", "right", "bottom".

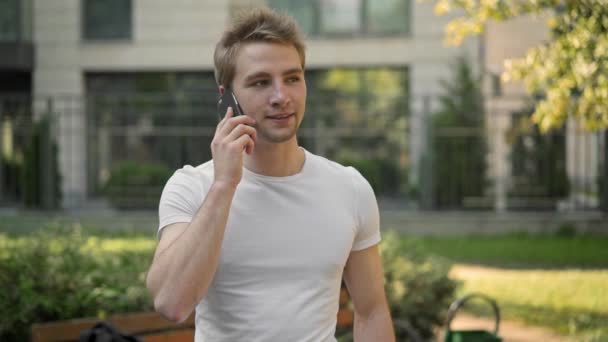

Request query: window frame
[
  {"left": 269, "top": 0, "right": 411, "bottom": 38},
  {"left": 0, "top": 0, "right": 21, "bottom": 42},
  {"left": 81, "top": 0, "right": 133, "bottom": 42}
]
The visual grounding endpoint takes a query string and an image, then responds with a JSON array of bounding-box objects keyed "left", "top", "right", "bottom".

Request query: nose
[{"left": 270, "top": 81, "right": 290, "bottom": 108}]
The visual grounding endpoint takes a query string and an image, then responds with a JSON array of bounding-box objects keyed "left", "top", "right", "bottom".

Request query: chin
[{"left": 260, "top": 130, "right": 298, "bottom": 144}]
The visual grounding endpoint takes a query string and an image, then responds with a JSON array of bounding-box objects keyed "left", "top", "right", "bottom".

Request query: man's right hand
[
  {"left": 148, "top": 106, "right": 255, "bottom": 322},
  {"left": 211, "top": 107, "right": 257, "bottom": 189}
]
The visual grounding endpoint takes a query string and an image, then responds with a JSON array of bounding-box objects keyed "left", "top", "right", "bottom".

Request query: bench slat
[
  {"left": 31, "top": 312, "right": 194, "bottom": 342},
  {"left": 32, "top": 288, "right": 353, "bottom": 341},
  {"left": 141, "top": 330, "right": 195, "bottom": 342}
]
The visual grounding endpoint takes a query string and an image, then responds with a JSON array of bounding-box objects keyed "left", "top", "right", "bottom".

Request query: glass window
[
  {"left": 309, "top": 68, "right": 408, "bottom": 125},
  {"left": 269, "top": 0, "right": 317, "bottom": 35},
  {"left": 319, "top": 0, "right": 362, "bottom": 35},
  {"left": 85, "top": 72, "right": 219, "bottom": 194},
  {"left": 303, "top": 67, "right": 409, "bottom": 186},
  {"left": 0, "top": 0, "right": 20, "bottom": 42},
  {"left": 82, "top": 0, "right": 132, "bottom": 40},
  {"left": 366, "top": 0, "right": 410, "bottom": 34},
  {"left": 270, "top": 0, "right": 409, "bottom": 37}
]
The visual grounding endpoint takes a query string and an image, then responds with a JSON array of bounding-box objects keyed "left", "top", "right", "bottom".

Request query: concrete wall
[{"left": 482, "top": 14, "right": 549, "bottom": 211}]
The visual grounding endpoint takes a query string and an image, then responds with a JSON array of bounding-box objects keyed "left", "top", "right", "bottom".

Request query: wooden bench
[{"left": 31, "top": 287, "right": 353, "bottom": 341}]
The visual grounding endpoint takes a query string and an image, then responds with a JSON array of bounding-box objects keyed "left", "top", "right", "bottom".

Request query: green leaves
[
  {"left": 431, "top": 0, "right": 608, "bottom": 131},
  {"left": 381, "top": 231, "right": 459, "bottom": 340},
  {"left": 0, "top": 227, "right": 155, "bottom": 341}
]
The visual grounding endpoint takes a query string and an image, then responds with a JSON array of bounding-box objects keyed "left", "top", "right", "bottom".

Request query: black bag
[{"left": 78, "top": 321, "right": 142, "bottom": 342}]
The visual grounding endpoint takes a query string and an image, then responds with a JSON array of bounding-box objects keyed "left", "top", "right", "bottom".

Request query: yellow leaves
[
  {"left": 389, "top": 279, "right": 407, "bottom": 301},
  {"left": 481, "top": 0, "right": 499, "bottom": 8},
  {"left": 531, "top": 83, "right": 608, "bottom": 132},
  {"left": 557, "top": 76, "right": 576, "bottom": 91},
  {"left": 573, "top": 58, "right": 598, "bottom": 80},
  {"left": 434, "top": 0, "right": 608, "bottom": 131},
  {"left": 434, "top": 0, "right": 451, "bottom": 16},
  {"left": 444, "top": 18, "right": 483, "bottom": 46},
  {"left": 533, "top": 101, "right": 559, "bottom": 133},
  {"left": 594, "top": 35, "right": 608, "bottom": 59},
  {"left": 547, "top": 16, "right": 558, "bottom": 29}
]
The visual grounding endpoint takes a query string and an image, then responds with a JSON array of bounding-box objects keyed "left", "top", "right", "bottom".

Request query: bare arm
[
  {"left": 146, "top": 108, "right": 256, "bottom": 322},
  {"left": 343, "top": 245, "right": 395, "bottom": 342}
]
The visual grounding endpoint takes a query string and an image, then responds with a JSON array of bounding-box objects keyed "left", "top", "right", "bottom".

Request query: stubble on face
[{"left": 232, "top": 43, "right": 307, "bottom": 145}]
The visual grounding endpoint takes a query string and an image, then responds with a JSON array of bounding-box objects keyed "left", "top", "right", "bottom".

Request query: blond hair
[{"left": 213, "top": 7, "right": 306, "bottom": 88}]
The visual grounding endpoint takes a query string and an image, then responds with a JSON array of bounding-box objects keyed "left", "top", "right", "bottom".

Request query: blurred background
[{"left": 0, "top": 1, "right": 606, "bottom": 341}]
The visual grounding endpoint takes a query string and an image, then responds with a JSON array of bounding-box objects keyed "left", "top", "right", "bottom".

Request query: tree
[
  {"left": 432, "top": 0, "right": 608, "bottom": 132},
  {"left": 431, "top": 56, "right": 486, "bottom": 208}
]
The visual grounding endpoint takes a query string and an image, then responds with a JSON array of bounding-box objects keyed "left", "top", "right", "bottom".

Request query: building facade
[
  {"left": 26, "top": 0, "right": 477, "bottom": 208},
  {"left": 1, "top": 0, "right": 600, "bottom": 211}
]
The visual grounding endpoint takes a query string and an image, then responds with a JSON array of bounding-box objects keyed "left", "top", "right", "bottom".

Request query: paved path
[{"left": 2, "top": 208, "right": 607, "bottom": 235}]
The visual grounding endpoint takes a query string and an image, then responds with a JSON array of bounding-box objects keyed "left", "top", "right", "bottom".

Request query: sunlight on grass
[
  {"left": 452, "top": 265, "right": 608, "bottom": 313},
  {"left": 451, "top": 264, "right": 608, "bottom": 341},
  {"left": 82, "top": 237, "right": 156, "bottom": 253}
]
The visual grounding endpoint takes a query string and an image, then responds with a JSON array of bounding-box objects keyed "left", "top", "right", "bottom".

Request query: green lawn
[
  {"left": 401, "top": 234, "right": 608, "bottom": 342},
  {"left": 2, "top": 220, "right": 607, "bottom": 341},
  {"left": 405, "top": 234, "right": 608, "bottom": 269}
]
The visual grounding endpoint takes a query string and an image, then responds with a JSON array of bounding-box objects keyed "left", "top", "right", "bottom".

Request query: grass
[
  {"left": 2, "top": 219, "right": 607, "bottom": 341},
  {"left": 405, "top": 234, "right": 608, "bottom": 269},
  {"left": 400, "top": 234, "right": 608, "bottom": 342}
]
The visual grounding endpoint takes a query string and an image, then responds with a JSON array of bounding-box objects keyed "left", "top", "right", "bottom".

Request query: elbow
[
  {"left": 153, "top": 295, "right": 192, "bottom": 323},
  {"left": 146, "top": 274, "right": 191, "bottom": 323}
]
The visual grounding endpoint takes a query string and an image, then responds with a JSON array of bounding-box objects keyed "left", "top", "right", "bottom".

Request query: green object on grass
[{"left": 444, "top": 293, "right": 502, "bottom": 342}]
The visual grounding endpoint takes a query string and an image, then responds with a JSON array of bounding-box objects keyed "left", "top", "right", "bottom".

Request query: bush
[
  {"left": 103, "top": 161, "right": 172, "bottom": 209},
  {"left": 0, "top": 228, "right": 457, "bottom": 341},
  {"left": 339, "top": 158, "right": 401, "bottom": 195},
  {"left": 1, "top": 156, "right": 22, "bottom": 202},
  {"left": 0, "top": 227, "right": 154, "bottom": 341},
  {"left": 381, "top": 232, "right": 459, "bottom": 341},
  {"left": 22, "top": 115, "right": 61, "bottom": 209},
  {"left": 340, "top": 232, "right": 459, "bottom": 341}
]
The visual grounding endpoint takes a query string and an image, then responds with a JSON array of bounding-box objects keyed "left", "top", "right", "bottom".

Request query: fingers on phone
[
  {"left": 225, "top": 106, "right": 233, "bottom": 119},
  {"left": 235, "top": 133, "right": 255, "bottom": 155},
  {"left": 216, "top": 107, "right": 232, "bottom": 131},
  {"left": 225, "top": 124, "right": 256, "bottom": 143},
  {"left": 221, "top": 116, "right": 255, "bottom": 136}
]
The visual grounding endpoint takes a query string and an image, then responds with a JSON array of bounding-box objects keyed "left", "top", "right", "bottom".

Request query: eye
[
  {"left": 251, "top": 79, "right": 270, "bottom": 87},
  {"left": 286, "top": 76, "right": 301, "bottom": 83}
]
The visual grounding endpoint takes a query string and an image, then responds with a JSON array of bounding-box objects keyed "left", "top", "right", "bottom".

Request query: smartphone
[{"left": 217, "top": 89, "right": 245, "bottom": 119}]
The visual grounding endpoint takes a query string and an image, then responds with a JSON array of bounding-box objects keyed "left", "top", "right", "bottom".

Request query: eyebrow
[{"left": 243, "top": 67, "right": 304, "bottom": 83}]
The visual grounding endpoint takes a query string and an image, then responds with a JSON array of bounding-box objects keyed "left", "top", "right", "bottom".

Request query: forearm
[
  {"left": 147, "top": 181, "right": 236, "bottom": 321},
  {"left": 353, "top": 306, "right": 395, "bottom": 342}
]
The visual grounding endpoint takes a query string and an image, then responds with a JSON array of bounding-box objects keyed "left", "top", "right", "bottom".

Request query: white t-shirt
[{"left": 158, "top": 148, "right": 381, "bottom": 342}]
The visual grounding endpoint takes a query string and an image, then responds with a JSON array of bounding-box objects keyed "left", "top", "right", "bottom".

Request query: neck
[{"left": 243, "top": 137, "right": 305, "bottom": 177}]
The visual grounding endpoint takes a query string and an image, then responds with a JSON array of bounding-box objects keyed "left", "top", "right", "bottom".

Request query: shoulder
[
  {"left": 306, "top": 151, "right": 369, "bottom": 189},
  {"left": 164, "top": 160, "right": 214, "bottom": 192},
  {"left": 306, "top": 151, "right": 356, "bottom": 178}
]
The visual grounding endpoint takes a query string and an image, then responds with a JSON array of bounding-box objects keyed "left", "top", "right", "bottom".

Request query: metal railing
[{"left": 0, "top": 92, "right": 605, "bottom": 212}]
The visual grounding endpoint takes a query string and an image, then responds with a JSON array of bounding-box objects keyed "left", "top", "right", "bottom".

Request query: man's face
[{"left": 231, "top": 42, "right": 306, "bottom": 144}]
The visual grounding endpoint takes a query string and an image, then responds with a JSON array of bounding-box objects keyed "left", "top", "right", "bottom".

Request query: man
[{"left": 146, "top": 7, "right": 395, "bottom": 341}]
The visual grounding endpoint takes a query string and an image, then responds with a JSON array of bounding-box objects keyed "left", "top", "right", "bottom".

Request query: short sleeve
[
  {"left": 158, "top": 166, "right": 208, "bottom": 239},
  {"left": 348, "top": 167, "right": 381, "bottom": 251}
]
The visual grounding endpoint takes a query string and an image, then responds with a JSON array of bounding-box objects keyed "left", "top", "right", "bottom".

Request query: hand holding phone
[
  {"left": 211, "top": 88, "right": 256, "bottom": 187},
  {"left": 217, "top": 89, "right": 245, "bottom": 119}
]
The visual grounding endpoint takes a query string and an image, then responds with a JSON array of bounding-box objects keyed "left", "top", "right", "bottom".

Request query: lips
[{"left": 267, "top": 113, "right": 295, "bottom": 119}]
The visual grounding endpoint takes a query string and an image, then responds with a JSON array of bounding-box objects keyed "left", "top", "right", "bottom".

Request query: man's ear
[{"left": 218, "top": 85, "right": 225, "bottom": 96}]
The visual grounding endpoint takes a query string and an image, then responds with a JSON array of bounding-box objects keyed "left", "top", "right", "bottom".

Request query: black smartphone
[{"left": 217, "top": 89, "right": 245, "bottom": 119}]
